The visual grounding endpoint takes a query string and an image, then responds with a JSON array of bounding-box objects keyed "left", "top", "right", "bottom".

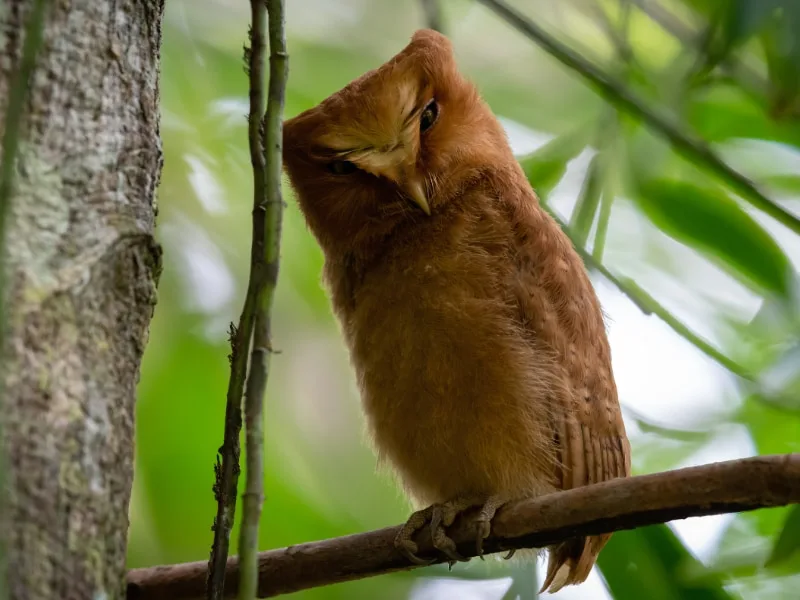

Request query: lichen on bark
[{"left": 0, "top": 1, "right": 165, "bottom": 599}]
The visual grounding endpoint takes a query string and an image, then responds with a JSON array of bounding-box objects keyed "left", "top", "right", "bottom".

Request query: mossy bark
[{"left": 0, "top": 1, "right": 164, "bottom": 598}]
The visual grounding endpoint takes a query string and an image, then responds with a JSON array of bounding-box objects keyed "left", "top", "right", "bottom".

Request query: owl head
[{"left": 283, "top": 29, "right": 512, "bottom": 256}]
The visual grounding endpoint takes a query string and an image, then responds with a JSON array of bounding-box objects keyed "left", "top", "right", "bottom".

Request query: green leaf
[
  {"left": 687, "top": 84, "right": 800, "bottom": 146},
  {"left": 520, "top": 127, "right": 592, "bottom": 199},
  {"left": 633, "top": 179, "right": 793, "bottom": 298},
  {"left": 736, "top": 396, "right": 800, "bottom": 456},
  {"left": 570, "top": 153, "right": 604, "bottom": 248},
  {"left": 764, "top": 174, "right": 800, "bottom": 195},
  {"left": 766, "top": 505, "right": 800, "bottom": 566},
  {"left": 599, "top": 525, "right": 735, "bottom": 600}
]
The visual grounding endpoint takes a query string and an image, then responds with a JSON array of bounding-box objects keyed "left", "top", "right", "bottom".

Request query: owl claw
[
  {"left": 396, "top": 538, "right": 436, "bottom": 566},
  {"left": 394, "top": 498, "right": 477, "bottom": 566},
  {"left": 430, "top": 503, "right": 468, "bottom": 563},
  {"left": 474, "top": 495, "right": 507, "bottom": 558},
  {"left": 395, "top": 496, "right": 509, "bottom": 566},
  {"left": 394, "top": 505, "right": 437, "bottom": 565},
  {"left": 431, "top": 525, "right": 466, "bottom": 563}
]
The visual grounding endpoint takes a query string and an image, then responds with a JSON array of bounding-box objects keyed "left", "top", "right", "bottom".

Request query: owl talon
[
  {"left": 395, "top": 506, "right": 436, "bottom": 565},
  {"left": 431, "top": 527, "right": 466, "bottom": 563},
  {"left": 395, "top": 497, "right": 509, "bottom": 565},
  {"left": 395, "top": 499, "right": 480, "bottom": 566},
  {"left": 396, "top": 539, "right": 435, "bottom": 565},
  {"left": 431, "top": 503, "right": 468, "bottom": 562},
  {"left": 474, "top": 495, "right": 507, "bottom": 558},
  {"left": 503, "top": 549, "right": 516, "bottom": 560}
]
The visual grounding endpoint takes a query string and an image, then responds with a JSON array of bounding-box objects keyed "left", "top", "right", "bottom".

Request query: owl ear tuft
[{"left": 410, "top": 29, "right": 452, "bottom": 54}]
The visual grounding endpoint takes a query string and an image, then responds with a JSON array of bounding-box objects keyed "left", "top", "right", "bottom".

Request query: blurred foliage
[{"left": 131, "top": 1, "right": 800, "bottom": 598}]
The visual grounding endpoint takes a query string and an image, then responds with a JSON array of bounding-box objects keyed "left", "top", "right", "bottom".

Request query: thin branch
[
  {"left": 236, "top": 1, "right": 269, "bottom": 599},
  {"left": 127, "top": 454, "right": 800, "bottom": 600},
  {"left": 545, "top": 206, "right": 757, "bottom": 382},
  {"left": 204, "top": 163, "right": 252, "bottom": 595},
  {"left": 238, "top": 0, "right": 289, "bottom": 599},
  {"left": 205, "top": 0, "right": 275, "bottom": 596},
  {"left": 474, "top": 0, "right": 800, "bottom": 235},
  {"left": 419, "top": 0, "right": 444, "bottom": 33}
]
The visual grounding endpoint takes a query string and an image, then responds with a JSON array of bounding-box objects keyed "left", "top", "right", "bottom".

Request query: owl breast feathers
[{"left": 283, "top": 29, "right": 630, "bottom": 593}]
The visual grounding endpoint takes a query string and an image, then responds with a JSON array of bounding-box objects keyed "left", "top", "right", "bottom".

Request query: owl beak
[
  {"left": 404, "top": 177, "right": 431, "bottom": 216},
  {"left": 369, "top": 156, "right": 431, "bottom": 215}
]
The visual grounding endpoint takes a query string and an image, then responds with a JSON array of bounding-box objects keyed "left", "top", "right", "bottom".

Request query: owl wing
[{"left": 508, "top": 201, "right": 631, "bottom": 592}]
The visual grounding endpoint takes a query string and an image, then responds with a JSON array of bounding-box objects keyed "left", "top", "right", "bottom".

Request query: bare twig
[
  {"left": 419, "top": 0, "right": 444, "bottom": 33},
  {"left": 127, "top": 455, "right": 800, "bottom": 600},
  {"left": 474, "top": 0, "right": 800, "bottom": 235},
  {"left": 238, "top": 0, "right": 289, "bottom": 599},
  {"left": 236, "top": 2, "right": 268, "bottom": 600},
  {"left": 206, "top": 0, "right": 288, "bottom": 597}
]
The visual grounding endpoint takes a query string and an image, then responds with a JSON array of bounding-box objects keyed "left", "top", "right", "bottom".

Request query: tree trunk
[{"left": 0, "top": 1, "right": 164, "bottom": 598}]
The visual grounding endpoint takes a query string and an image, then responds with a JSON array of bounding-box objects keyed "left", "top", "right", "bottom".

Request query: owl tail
[{"left": 540, "top": 533, "right": 610, "bottom": 594}]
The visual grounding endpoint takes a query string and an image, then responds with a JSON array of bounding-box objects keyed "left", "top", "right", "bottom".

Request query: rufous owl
[{"left": 282, "top": 29, "right": 630, "bottom": 593}]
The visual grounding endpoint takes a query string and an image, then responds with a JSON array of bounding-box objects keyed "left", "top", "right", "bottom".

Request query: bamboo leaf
[
  {"left": 570, "top": 153, "right": 604, "bottom": 248},
  {"left": 599, "top": 525, "right": 734, "bottom": 600},
  {"left": 634, "top": 178, "right": 793, "bottom": 299},
  {"left": 766, "top": 505, "right": 800, "bottom": 567},
  {"left": 520, "top": 128, "right": 591, "bottom": 199}
]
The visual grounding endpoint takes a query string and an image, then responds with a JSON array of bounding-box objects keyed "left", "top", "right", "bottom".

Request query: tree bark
[{"left": 0, "top": 1, "right": 164, "bottom": 599}]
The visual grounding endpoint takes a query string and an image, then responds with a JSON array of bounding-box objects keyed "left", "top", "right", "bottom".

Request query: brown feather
[{"left": 283, "top": 28, "right": 630, "bottom": 593}]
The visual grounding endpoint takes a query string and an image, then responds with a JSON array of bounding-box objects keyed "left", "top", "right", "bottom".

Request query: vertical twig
[
  {"left": 205, "top": 0, "right": 283, "bottom": 596},
  {"left": 237, "top": 0, "right": 288, "bottom": 598},
  {"left": 231, "top": 2, "right": 267, "bottom": 598},
  {"left": 420, "top": 0, "right": 444, "bottom": 33}
]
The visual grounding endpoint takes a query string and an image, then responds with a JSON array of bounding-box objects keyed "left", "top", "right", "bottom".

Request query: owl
[{"left": 282, "top": 29, "right": 630, "bottom": 593}]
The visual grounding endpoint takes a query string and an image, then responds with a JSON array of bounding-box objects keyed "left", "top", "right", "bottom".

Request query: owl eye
[
  {"left": 420, "top": 100, "right": 438, "bottom": 133},
  {"left": 327, "top": 160, "right": 357, "bottom": 175}
]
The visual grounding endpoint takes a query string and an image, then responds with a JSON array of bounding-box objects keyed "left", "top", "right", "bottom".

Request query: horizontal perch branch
[{"left": 127, "top": 454, "right": 800, "bottom": 600}]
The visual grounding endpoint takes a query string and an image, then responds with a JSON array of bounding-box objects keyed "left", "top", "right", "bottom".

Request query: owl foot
[
  {"left": 473, "top": 495, "right": 510, "bottom": 558},
  {"left": 395, "top": 499, "right": 469, "bottom": 565},
  {"left": 395, "top": 495, "right": 509, "bottom": 565}
]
